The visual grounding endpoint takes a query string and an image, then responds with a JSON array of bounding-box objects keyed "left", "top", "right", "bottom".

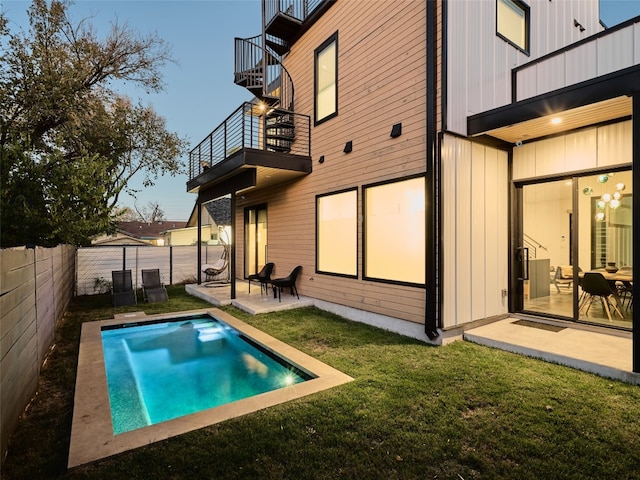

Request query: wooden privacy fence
[{"left": 0, "top": 245, "right": 76, "bottom": 464}]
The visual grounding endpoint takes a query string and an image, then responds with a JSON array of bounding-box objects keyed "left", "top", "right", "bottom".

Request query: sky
[{"left": 2, "top": 0, "right": 640, "bottom": 221}]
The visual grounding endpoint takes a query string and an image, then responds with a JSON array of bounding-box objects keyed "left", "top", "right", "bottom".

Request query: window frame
[
  {"left": 363, "top": 174, "right": 426, "bottom": 287},
  {"left": 496, "top": 0, "right": 530, "bottom": 55},
  {"left": 315, "top": 187, "right": 358, "bottom": 278},
  {"left": 314, "top": 31, "right": 339, "bottom": 126}
]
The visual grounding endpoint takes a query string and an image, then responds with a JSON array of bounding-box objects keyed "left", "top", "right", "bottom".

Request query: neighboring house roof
[
  {"left": 186, "top": 197, "right": 232, "bottom": 227},
  {"left": 92, "top": 233, "right": 151, "bottom": 246},
  {"left": 117, "top": 221, "right": 187, "bottom": 239}
]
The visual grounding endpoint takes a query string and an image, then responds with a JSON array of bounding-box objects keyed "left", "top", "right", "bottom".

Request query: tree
[
  {"left": 0, "top": 0, "right": 188, "bottom": 247},
  {"left": 134, "top": 201, "right": 167, "bottom": 223}
]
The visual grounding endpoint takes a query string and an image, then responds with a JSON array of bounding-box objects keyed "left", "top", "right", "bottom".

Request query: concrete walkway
[{"left": 464, "top": 317, "right": 640, "bottom": 385}]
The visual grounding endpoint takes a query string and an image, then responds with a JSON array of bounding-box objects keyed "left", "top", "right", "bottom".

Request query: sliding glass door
[
  {"left": 519, "top": 170, "right": 633, "bottom": 329},
  {"left": 244, "top": 205, "right": 268, "bottom": 278}
]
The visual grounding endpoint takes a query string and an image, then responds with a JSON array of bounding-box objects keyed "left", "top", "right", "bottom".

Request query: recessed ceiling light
[{"left": 551, "top": 117, "right": 562, "bottom": 125}]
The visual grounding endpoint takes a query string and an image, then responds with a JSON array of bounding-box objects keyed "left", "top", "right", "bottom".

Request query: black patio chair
[
  {"left": 111, "top": 270, "right": 137, "bottom": 307},
  {"left": 141, "top": 268, "right": 169, "bottom": 303},
  {"left": 271, "top": 265, "right": 302, "bottom": 302},
  {"left": 247, "top": 262, "right": 275, "bottom": 295}
]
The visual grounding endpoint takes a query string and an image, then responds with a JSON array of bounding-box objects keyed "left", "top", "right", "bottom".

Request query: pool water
[{"left": 101, "top": 314, "right": 313, "bottom": 434}]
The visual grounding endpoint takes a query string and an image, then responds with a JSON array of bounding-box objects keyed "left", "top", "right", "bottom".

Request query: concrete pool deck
[{"left": 67, "top": 308, "right": 353, "bottom": 468}]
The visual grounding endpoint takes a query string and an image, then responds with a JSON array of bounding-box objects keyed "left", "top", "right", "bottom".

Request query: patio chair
[
  {"left": 579, "top": 272, "right": 624, "bottom": 322},
  {"left": 271, "top": 265, "right": 302, "bottom": 302},
  {"left": 111, "top": 270, "right": 137, "bottom": 307},
  {"left": 141, "top": 268, "right": 169, "bottom": 303},
  {"left": 202, "top": 243, "right": 230, "bottom": 287},
  {"left": 247, "top": 262, "right": 275, "bottom": 295}
]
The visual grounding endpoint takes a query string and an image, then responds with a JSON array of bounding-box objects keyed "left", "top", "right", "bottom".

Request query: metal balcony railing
[
  {"left": 234, "top": 35, "right": 294, "bottom": 111},
  {"left": 264, "top": 0, "right": 324, "bottom": 24},
  {"left": 188, "top": 102, "right": 311, "bottom": 181}
]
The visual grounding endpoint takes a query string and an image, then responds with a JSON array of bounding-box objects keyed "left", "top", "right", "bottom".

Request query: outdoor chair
[
  {"left": 141, "top": 268, "right": 169, "bottom": 303},
  {"left": 271, "top": 265, "right": 302, "bottom": 302},
  {"left": 202, "top": 243, "right": 230, "bottom": 287},
  {"left": 579, "top": 272, "right": 624, "bottom": 322},
  {"left": 111, "top": 270, "right": 137, "bottom": 307},
  {"left": 247, "top": 262, "right": 275, "bottom": 295}
]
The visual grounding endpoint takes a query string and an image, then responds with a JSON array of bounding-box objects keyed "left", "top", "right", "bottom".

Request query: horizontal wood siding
[
  {"left": 236, "top": 0, "right": 428, "bottom": 324},
  {"left": 1, "top": 245, "right": 76, "bottom": 463}
]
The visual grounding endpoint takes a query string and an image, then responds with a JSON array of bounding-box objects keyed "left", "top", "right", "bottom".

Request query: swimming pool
[
  {"left": 68, "top": 309, "right": 353, "bottom": 468},
  {"left": 101, "top": 314, "right": 313, "bottom": 434}
]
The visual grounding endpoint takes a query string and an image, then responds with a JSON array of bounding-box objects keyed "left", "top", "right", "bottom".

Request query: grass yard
[{"left": 2, "top": 285, "right": 640, "bottom": 479}]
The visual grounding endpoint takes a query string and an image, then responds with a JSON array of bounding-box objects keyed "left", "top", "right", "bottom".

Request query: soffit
[{"left": 481, "top": 96, "right": 632, "bottom": 144}]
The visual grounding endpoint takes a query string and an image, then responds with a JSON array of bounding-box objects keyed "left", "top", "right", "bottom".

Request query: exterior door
[
  {"left": 244, "top": 205, "right": 268, "bottom": 278},
  {"left": 516, "top": 170, "right": 633, "bottom": 329}
]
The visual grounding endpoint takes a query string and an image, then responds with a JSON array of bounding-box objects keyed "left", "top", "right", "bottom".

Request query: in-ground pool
[
  {"left": 101, "top": 314, "right": 314, "bottom": 434},
  {"left": 68, "top": 308, "right": 353, "bottom": 468}
]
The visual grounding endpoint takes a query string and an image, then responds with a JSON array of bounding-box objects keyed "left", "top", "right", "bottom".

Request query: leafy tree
[{"left": 0, "top": 0, "right": 188, "bottom": 247}]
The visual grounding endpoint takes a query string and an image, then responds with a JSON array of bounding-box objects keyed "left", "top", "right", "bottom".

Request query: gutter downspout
[{"left": 424, "top": 0, "right": 439, "bottom": 339}]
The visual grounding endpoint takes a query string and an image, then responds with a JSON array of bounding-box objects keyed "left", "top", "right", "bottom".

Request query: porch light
[
  {"left": 390, "top": 123, "right": 402, "bottom": 138},
  {"left": 343, "top": 141, "right": 353, "bottom": 153}
]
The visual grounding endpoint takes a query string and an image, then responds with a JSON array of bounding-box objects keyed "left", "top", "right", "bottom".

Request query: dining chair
[{"left": 579, "top": 272, "right": 624, "bottom": 322}]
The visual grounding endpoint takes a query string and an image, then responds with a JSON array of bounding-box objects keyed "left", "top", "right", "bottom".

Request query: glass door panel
[
  {"left": 577, "top": 171, "right": 633, "bottom": 328},
  {"left": 244, "top": 205, "right": 267, "bottom": 278},
  {"left": 522, "top": 180, "right": 574, "bottom": 318}
]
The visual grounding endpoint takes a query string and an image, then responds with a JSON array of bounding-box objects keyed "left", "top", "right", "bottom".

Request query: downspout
[
  {"left": 633, "top": 93, "right": 639, "bottom": 373},
  {"left": 424, "top": 0, "right": 439, "bottom": 339}
]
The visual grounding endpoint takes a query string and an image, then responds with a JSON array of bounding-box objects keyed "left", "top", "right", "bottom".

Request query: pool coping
[{"left": 67, "top": 308, "right": 353, "bottom": 468}]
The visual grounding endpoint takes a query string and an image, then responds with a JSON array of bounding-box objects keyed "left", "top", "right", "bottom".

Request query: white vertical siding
[
  {"left": 597, "top": 121, "right": 633, "bottom": 166},
  {"left": 447, "top": 0, "right": 603, "bottom": 135},
  {"left": 512, "top": 120, "right": 631, "bottom": 180},
  {"left": 516, "top": 20, "right": 640, "bottom": 102},
  {"left": 441, "top": 134, "right": 509, "bottom": 328}
]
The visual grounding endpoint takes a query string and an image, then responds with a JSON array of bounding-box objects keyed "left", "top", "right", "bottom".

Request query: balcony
[
  {"left": 264, "top": 0, "right": 334, "bottom": 44},
  {"left": 187, "top": 102, "right": 311, "bottom": 195}
]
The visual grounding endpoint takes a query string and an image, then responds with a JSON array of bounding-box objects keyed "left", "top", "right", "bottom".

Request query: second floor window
[
  {"left": 315, "top": 32, "right": 338, "bottom": 125},
  {"left": 497, "top": 0, "right": 529, "bottom": 53}
]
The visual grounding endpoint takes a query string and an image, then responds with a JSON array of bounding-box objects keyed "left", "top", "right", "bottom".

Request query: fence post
[
  {"left": 122, "top": 246, "right": 126, "bottom": 271},
  {"left": 169, "top": 246, "right": 173, "bottom": 285}
]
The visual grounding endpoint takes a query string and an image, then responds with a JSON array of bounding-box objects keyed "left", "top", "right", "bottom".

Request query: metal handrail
[
  {"left": 188, "top": 102, "right": 310, "bottom": 180},
  {"left": 234, "top": 35, "right": 294, "bottom": 111}
]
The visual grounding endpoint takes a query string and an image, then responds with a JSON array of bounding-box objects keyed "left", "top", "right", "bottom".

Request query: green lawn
[{"left": 2, "top": 285, "right": 639, "bottom": 479}]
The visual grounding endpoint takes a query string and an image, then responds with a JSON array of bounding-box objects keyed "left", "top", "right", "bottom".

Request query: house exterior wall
[
  {"left": 512, "top": 120, "right": 632, "bottom": 180},
  {"left": 234, "top": 0, "right": 430, "bottom": 324},
  {"left": 165, "top": 225, "right": 213, "bottom": 246},
  {"left": 440, "top": 134, "right": 509, "bottom": 329},
  {"left": 446, "top": 0, "right": 602, "bottom": 135},
  {"left": 516, "top": 20, "right": 640, "bottom": 101}
]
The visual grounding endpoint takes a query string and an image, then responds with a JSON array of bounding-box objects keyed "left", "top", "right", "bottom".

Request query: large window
[
  {"left": 314, "top": 32, "right": 338, "bottom": 125},
  {"left": 364, "top": 176, "right": 425, "bottom": 285},
  {"left": 317, "top": 189, "right": 357, "bottom": 277},
  {"left": 497, "top": 0, "right": 529, "bottom": 53}
]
